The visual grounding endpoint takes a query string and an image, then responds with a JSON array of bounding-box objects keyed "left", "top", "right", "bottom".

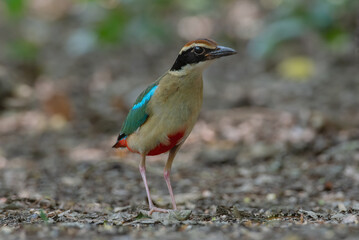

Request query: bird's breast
[
  {"left": 126, "top": 73, "right": 203, "bottom": 155},
  {"left": 151, "top": 75, "right": 203, "bottom": 131}
]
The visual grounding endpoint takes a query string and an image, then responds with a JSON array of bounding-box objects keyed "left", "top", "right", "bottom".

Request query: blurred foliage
[
  {"left": 93, "top": 0, "right": 174, "bottom": 44},
  {"left": 39, "top": 209, "right": 49, "bottom": 222},
  {"left": 7, "top": 40, "right": 39, "bottom": 62},
  {"left": 4, "top": 0, "right": 25, "bottom": 17},
  {"left": 0, "top": 0, "right": 220, "bottom": 61},
  {"left": 0, "top": 0, "right": 357, "bottom": 63},
  {"left": 248, "top": 0, "right": 357, "bottom": 59},
  {"left": 277, "top": 56, "right": 315, "bottom": 81},
  {"left": 95, "top": 8, "right": 130, "bottom": 44}
]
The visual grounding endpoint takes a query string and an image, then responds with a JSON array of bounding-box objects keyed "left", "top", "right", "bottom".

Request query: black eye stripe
[{"left": 170, "top": 47, "right": 213, "bottom": 71}]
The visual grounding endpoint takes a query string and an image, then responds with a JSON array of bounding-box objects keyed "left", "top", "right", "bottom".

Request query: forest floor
[{"left": 0, "top": 45, "right": 359, "bottom": 240}]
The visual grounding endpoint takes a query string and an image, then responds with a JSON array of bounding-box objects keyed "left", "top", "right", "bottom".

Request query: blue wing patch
[
  {"left": 132, "top": 85, "right": 158, "bottom": 110},
  {"left": 118, "top": 82, "right": 159, "bottom": 138}
]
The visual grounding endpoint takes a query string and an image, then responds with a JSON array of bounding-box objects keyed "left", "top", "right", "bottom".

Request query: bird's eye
[{"left": 193, "top": 46, "right": 204, "bottom": 55}]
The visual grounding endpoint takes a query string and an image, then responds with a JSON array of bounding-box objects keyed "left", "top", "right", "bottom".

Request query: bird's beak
[{"left": 206, "top": 46, "right": 237, "bottom": 59}]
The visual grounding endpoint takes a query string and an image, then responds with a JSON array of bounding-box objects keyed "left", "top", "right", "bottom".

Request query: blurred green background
[
  {"left": 0, "top": 0, "right": 358, "bottom": 145},
  {"left": 1, "top": 0, "right": 356, "bottom": 61}
]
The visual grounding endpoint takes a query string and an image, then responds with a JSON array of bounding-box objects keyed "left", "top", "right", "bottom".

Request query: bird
[{"left": 113, "top": 39, "right": 236, "bottom": 214}]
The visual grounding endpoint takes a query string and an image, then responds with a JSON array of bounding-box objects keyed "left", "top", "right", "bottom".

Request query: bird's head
[{"left": 169, "top": 39, "right": 236, "bottom": 75}]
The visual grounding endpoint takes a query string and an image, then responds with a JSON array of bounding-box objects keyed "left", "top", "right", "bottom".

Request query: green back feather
[{"left": 119, "top": 81, "right": 159, "bottom": 137}]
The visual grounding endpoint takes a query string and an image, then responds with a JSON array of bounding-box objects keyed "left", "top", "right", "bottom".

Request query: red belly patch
[
  {"left": 146, "top": 131, "right": 185, "bottom": 156},
  {"left": 115, "top": 131, "right": 185, "bottom": 156}
]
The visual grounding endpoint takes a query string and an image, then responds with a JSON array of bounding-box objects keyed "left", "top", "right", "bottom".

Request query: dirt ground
[{"left": 1, "top": 42, "right": 359, "bottom": 239}]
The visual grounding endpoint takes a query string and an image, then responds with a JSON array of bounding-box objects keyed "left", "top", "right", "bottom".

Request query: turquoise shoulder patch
[
  {"left": 119, "top": 81, "right": 160, "bottom": 136},
  {"left": 132, "top": 85, "right": 158, "bottom": 110}
]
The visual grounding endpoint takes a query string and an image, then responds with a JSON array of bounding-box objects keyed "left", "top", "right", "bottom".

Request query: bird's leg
[
  {"left": 139, "top": 154, "right": 168, "bottom": 215},
  {"left": 164, "top": 144, "right": 182, "bottom": 210},
  {"left": 139, "top": 155, "right": 153, "bottom": 208}
]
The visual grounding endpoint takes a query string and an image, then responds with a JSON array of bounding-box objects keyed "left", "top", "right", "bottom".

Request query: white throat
[{"left": 168, "top": 61, "right": 213, "bottom": 76}]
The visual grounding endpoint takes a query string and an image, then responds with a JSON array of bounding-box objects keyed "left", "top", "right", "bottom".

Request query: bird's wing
[{"left": 117, "top": 81, "right": 159, "bottom": 141}]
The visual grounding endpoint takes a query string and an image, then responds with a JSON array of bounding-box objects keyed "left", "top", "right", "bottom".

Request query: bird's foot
[{"left": 148, "top": 206, "right": 172, "bottom": 215}]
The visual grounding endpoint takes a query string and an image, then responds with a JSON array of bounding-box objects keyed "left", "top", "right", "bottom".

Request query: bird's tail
[{"left": 112, "top": 134, "right": 127, "bottom": 148}]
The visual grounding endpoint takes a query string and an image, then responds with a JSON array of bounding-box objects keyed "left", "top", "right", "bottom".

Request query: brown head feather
[
  {"left": 183, "top": 38, "right": 217, "bottom": 48},
  {"left": 180, "top": 38, "right": 217, "bottom": 54}
]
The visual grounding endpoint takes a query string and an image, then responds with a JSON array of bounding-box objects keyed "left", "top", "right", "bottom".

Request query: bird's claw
[{"left": 148, "top": 207, "right": 173, "bottom": 215}]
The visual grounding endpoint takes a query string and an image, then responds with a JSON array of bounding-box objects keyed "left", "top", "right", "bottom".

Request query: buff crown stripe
[{"left": 179, "top": 39, "right": 217, "bottom": 54}]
